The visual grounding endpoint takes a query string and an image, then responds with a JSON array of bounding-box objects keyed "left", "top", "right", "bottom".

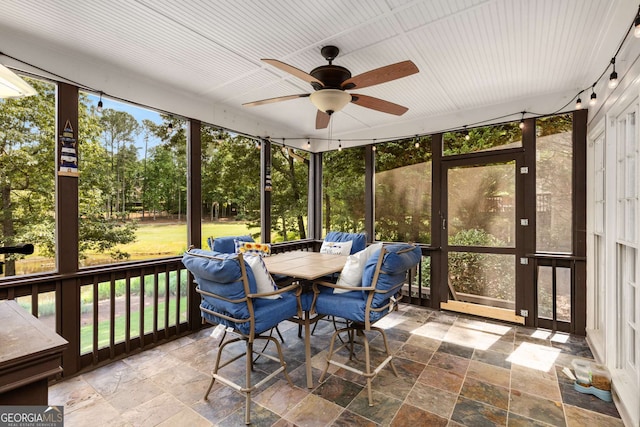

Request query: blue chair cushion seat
[
  {"left": 200, "top": 290, "right": 299, "bottom": 335},
  {"left": 314, "top": 286, "right": 388, "bottom": 323}
]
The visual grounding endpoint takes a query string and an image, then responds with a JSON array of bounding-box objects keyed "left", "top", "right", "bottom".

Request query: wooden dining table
[{"left": 263, "top": 250, "right": 347, "bottom": 388}]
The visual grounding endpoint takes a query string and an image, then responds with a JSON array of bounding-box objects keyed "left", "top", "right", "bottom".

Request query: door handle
[{"left": 442, "top": 218, "right": 447, "bottom": 229}]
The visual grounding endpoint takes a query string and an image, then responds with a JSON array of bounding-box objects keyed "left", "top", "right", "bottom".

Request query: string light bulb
[
  {"left": 575, "top": 97, "right": 582, "bottom": 110},
  {"left": 97, "top": 92, "right": 103, "bottom": 113},
  {"left": 464, "top": 126, "right": 470, "bottom": 140},
  {"left": 414, "top": 135, "right": 419, "bottom": 148},
  {"left": 590, "top": 90, "right": 597, "bottom": 106},
  {"left": 338, "top": 140, "right": 342, "bottom": 151},
  {"left": 167, "top": 122, "right": 173, "bottom": 135},
  {"left": 307, "top": 139, "right": 311, "bottom": 149},
  {"left": 519, "top": 112, "right": 525, "bottom": 129},
  {"left": 372, "top": 139, "right": 376, "bottom": 152},
  {"left": 635, "top": 5, "right": 640, "bottom": 38},
  {"left": 609, "top": 58, "right": 618, "bottom": 89}
]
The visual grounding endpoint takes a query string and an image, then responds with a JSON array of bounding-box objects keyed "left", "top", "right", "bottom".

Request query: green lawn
[
  {"left": 15, "top": 220, "right": 260, "bottom": 273},
  {"left": 80, "top": 296, "right": 187, "bottom": 354},
  {"left": 111, "top": 221, "right": 260, "bottom": 258}
]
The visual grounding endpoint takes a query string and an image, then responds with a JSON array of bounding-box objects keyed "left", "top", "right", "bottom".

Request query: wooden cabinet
[{"left": 0, "top": 301, "right": 67, "bottom": 405}]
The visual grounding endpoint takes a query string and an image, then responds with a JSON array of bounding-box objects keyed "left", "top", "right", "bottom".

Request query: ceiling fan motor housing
[{"left": 310, "top": 65, "right": 351, "bottom": 90}]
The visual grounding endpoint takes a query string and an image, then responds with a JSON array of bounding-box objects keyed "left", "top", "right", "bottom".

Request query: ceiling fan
[{"left": 243, "top": 46, "right": 419, "bottom": 129}]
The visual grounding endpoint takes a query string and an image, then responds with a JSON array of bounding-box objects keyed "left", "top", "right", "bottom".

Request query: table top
[
  {"left": 263, "top": 251, "right": 347, "bottom": 280},
  {"left": 0, "top": 300, "right": 68, "bottom": 366}
]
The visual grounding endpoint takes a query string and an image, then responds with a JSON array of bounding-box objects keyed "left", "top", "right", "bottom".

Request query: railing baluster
[
  {"left": 153, "top": 269, "right": 159, "bottom": 342},
  {"left": 109, "top": 273, "right": 115, "bottom": 359},
  {"left": 125, "top": 271, "right": 131, "bottom": 353},
  {"left": 164, "top": 264, "right": 170, "bottom": 338},
  {"left": 175, "top": 266, "right": 181, "bottom": 331},
  {"left": 92, "top": 278, "right": 99, "bottom": 364},
  {"left": 32, "top": 284, "right": 39, "bottom": 317}
]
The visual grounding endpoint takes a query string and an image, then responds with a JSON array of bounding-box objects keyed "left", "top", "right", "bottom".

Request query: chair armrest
[
  {"left": 247, "top": 281, "right": 300, "bottom": 299},
  {"left": 312, "top": 280, "right": 353, "bottom": 291}
]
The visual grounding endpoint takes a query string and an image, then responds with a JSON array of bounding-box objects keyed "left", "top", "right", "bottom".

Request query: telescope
[
  {"left": 0, "top": 243, "right": 34, "bottom": 274},
  {"left": 0, "top": 244, "right": 35, "bottom": 255}
]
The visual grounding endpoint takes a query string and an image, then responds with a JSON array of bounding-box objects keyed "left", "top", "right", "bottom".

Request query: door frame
[{"left": 439, "top": 149, "right": 527, "bottom": 324}]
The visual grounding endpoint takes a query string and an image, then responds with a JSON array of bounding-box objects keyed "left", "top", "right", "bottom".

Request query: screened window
[
  {"left": 201, "top": 125, "right": 260, "bottom": 245},
  {"left": 323, "top": 146, "right": 365, "bottom": 235},
  {"left": 270, "top": 145, "right": 309, "bottom": 242},
  {"left": 0, "top": 76, "right": 56, "bottom": 277},
  {"left": 443, "top": 122, "right": 522, "bottom": 156},
  {"left": 536, "top": 114, "right": 573, "bottom": 253},
  {"left": 78, "top": 92, "right": 187, "bottom": 266},
  {"left": 375, "top": 136, "right": 432, "bottom": 243}
]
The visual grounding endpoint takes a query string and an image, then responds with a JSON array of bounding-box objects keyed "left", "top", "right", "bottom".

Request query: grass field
[
  {"left": 14, "top": 220, "right": 259, "bottom": 274},
  {"left": 119, "top": 220, "right": 259, "bottom": 258}
]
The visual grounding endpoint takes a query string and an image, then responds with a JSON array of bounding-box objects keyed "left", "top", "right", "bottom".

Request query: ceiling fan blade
[
  {"left": 316, "top": 110, "right": 331, "bottom": 129},
  {"left": 262, "top": 59, "right": 323, "bottom": 86},
  {"left": 342, "top": 60, "right": 418, "bottom": 90},
  {"left": 350, "top": 94, "right": 409, "bottom": 115},
  {"left": 242, "top": 93, "right": 309, "bottom": 107}
]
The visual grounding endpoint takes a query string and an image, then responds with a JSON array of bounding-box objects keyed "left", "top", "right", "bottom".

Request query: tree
[
  {"left": 99, "top": 109, "right": 140, "bottom": 216},
  {"left": 323, "top": 147, "right": 366, "bottom": 233},
  {"left": 77, "top": 94, "right": 137, "bottom": 262},
  {"left": 0, "top": 79, "right": 56, "bottom": 276},
  {"left": 0, "top": 80, "right": 139, "bottom": 274},
  {"left": 271, "top": 146, "right": 308, "bottom": 240}
]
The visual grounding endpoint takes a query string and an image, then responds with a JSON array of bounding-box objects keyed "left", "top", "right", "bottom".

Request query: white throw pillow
[
  {"left": 244, "top": 254, "right": 280, "bottom": 299},
  {"left": 334, "top": 243, "right": 384, "bottom": 293},
  {"left": 319, "top": 240, "right": 353, "bottom": 256}
]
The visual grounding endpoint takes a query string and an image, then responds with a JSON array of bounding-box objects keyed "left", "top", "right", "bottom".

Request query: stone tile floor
[{"left": 49, "top": 305, "right": 624, "bottom": 426}]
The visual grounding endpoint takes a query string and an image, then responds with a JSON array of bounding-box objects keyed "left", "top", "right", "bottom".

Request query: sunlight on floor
[
  {"left": 507, "top": 341, "right": 561, "bottom": 371},
  {"left": 374, "top": 313, "right": 408, "bottom": 329}
]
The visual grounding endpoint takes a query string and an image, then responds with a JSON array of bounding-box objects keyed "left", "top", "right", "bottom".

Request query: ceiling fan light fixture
[{"left": 310, "top": 89, "right": 351, "bottom": 114}]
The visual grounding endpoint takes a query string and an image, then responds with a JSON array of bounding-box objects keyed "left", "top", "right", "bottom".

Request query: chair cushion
[
  {"left": 362, "top": 243, "right": 422, "bottom": 307},
  {"left": 319, "top": 240, "right": 352, "bottom": 255},
  {"left": 244, "top": 254, "right": 279, "bottom": 299},
  {"left": 324, "top": 231, "right": 366, "bottom": 254},
  {"left": 314, "top": 285, "right": 388, "bottom": 323},
  {"left": 334, "top": 242, "right": 383, "bottom": 293},
  {"left": 202, "top": 289, "right": 299, "bottom": 335},
  {"left": 208, "top": 235, "right": 254, "bottom": 253}
]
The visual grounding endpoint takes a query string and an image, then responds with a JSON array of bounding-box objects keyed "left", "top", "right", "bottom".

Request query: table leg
[{"left": 304, "top": 311, "right": 313, "bottom": 389}]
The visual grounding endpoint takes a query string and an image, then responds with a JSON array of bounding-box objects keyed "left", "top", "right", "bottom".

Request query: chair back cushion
[
  {"left": 362, "top": 243, "right": 422, "bottom": 307},
  {"left": 335, "top": 242, "right": 384, "bottom": 293},
  {"left": 323, "top": 231, "right": 366, "bottom": 254},
  {"left": 208, "top": 234, "right": 254, "bottom": 253},
  {"left": 182, "top": 249, "right": 257, "bottom": 326}
]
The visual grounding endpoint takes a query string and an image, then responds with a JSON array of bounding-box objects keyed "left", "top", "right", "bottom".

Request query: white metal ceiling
[{"left": 0, "top": 0, "right": 637, "bottom": 150}]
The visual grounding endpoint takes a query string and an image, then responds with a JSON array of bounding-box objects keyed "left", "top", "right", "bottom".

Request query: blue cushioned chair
[
  {"left": 182, "top": 248, "right": 301, "bottom": 425},
  {"left": 311, "top": 243, "right": 421, "bottom": 406},
  {"left": 323, "top": 231, "right": 366, "bottom": 254}
]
